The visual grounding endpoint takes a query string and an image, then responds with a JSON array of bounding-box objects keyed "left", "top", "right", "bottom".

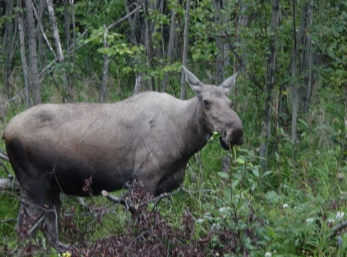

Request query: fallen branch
[
  {"left": 0, "top": 149, "right": 8, "bottom": 162},
  {"left": 330, "top": 219, "right": 347, "bottom": 238},
  {"left": 102, "top": 186, "right": 182, "bottom": 214},
  {"left": 28, "top": 215, "right": 44, "bottom": 235}
]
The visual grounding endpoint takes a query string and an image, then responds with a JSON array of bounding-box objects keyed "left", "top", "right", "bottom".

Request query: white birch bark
[{"left": 46, "top": 0, "right": 64, "bottom": 62}]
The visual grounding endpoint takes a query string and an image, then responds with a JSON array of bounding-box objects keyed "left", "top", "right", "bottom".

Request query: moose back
[{"left": 2, "top": 66, "right": 244, "bottom": 250}]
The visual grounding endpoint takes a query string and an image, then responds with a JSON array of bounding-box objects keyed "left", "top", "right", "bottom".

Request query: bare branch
[
  {"left": 28, "top": 215, "right": 44, "bottom": 235},
  {"left": 32, "top": 3, "right": 57, "bottom": 60},
  {"left": 102, "top": 186, "right": 182, "bottom": 214},
  {"left": 107, "top": 3, "right": 143, "bottom": 31},
  {"left": 0, "top": 150, "right": 9, "bottom": 162},
  {"left": 0, "top": 218, "right": 16, "bottom": 224},
  {"left": 331, "top": 220, "right": 347, "bottom": 238}
]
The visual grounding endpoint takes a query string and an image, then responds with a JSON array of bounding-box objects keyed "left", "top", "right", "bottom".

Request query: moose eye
[{"left": 203, "top": 100, "right": 210, "bottom": 106}]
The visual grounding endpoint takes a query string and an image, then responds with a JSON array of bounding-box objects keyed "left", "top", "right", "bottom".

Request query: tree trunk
[
  {"left": 214, "top": 0, "right": 223, "bottom": 85},
  {"left": 3, "top": 0, "right": 14, "bottom": 97},
  {"left": 180, "top": 0, "right": 191, "bottom": 100},
  {"left": 123, "top": 0, "right": 137, "bottom": 43},
  {"left": 100, "top": 28, "right": 109, "bottom": 102},
  {"left": 18, "top": 12, "right": 30, "bottom": 108},
  {"left": 46, "top": 0, "right": 64, "bottom": 62},
  {"left": 63, "top": 0, "right": 71, "bottom": 49},
  {"left": 144, "top": 0, "right": 154, "bottom": 91},
  {"left": 25, "top": 0, "right": 41, "bottom": 104},
  {"left": 298, "top": 1, "right": 314, "bottom": 114},
  {"left": 46, "top": 0, "right": 71, "bottom": 102},
  {"left": 235, "top": 0, "right": 249, "bottom": 72},
  {"left": 70, "top": 0, "right": 76, "bottom": 65},
  {"left": 259, "top": 0, "right": 280, "bottom": 172},
  {"left": 162, "top": 4, "right": 177, "bottom": 92},
  {"left": 291, "top": 0, "right": 298, "bottom": 144}
]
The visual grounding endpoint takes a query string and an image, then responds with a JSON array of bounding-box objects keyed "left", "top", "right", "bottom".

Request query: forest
[{"left": 0, "top": 0, "right": 347, "bottom": 256}]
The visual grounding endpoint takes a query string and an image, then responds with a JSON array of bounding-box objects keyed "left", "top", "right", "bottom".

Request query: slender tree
[
  {"left": 259, "top": 0, "right": 280, "bottom": 171},
  {"left": 17, "top": 3, "right": 30, "bottom": 108},
  {"left": 180, "top": 0, "right": 190, "bottom": 99},
  {"left": 100, "top": 27, "right": 109, "bottom": 102},
  {"left": 3, "top": 0, "right": 14, "bottom": 97},
  {"left": 25, "top": 0, "right": 41, "bottom": 105},
  {"left": 214, "top": 0, "right": 223, "bottom": 85},
  {"left": 291, "top": 0, "right": 298, "bottom": 144},
  {"left": 46, "top": 0, "right": 71, "bottom": 102},
  {"left": 298, "top": 0, "right": 314, "bottom": 114}
]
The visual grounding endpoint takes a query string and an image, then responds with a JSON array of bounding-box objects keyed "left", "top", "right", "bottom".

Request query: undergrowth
[{"left": 1, "top": 82, "right": 347, "bottom": 256}]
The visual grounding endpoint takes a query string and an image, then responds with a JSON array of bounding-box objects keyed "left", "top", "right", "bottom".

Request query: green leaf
[
  {"left": 237, "top": 157, "right": 245, "bottom": 164},
  {"left": 232, "top": 179, "right": 240, "bottom": 188},
  {"left": 209, "top": 132, "right": 221, "bottom": 142},
  {"left": 217, "top": 172, "right": 229, "bottom": 179},
  {"left": 262, "top": 171, "right": 272, "bottom": 177},
  {"left": 252, "top": 168, "right": 259, "bottom": 178}
]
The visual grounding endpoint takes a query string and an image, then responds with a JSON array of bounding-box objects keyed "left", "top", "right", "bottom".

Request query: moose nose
[{"left": 223, "top": 127, "right": 244, "bottom": 145}]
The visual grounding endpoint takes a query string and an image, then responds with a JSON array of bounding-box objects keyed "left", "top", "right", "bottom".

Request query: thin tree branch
[
  {"left": 107, "top": 2, "right": 143, "bottom": 31},
  {"left": 32, "top": 2, "right": 57, "bottom": 60},
  {"left": 102, "top": 186, "right": 182, "bottom": 214}
]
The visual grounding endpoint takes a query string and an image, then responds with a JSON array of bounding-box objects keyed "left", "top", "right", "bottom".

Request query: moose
[{"left": 2, "top": 66, "right": 244, "bottom": 250}]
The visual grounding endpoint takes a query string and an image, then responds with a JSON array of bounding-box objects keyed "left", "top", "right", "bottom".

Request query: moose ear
[
  {"left": 219, "top": 72, "right": 238, "bottom": 95},
  {"left": 182, "top": 66, "right": 204, "bottom": 94}
]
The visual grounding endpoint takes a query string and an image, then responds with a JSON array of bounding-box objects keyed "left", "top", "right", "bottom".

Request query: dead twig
[
  {"left": 102, "top": 186, "right": 182, "bottom": 214},
  {"left": 0, "top": 149, "right": 9, "bottom": 162},
  {"left": 0, "top": 218, "right": 16, "bottom": 224},
  {"left": 28, "top": 215, "right": 44, "bottom": 235}
]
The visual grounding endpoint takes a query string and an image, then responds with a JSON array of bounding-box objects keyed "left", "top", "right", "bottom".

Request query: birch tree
[{"left": 46, "top": 0, "right": 71, "bottom": 102}]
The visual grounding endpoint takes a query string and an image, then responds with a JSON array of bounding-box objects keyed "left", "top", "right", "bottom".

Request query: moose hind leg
[
  {"left": 41, "top": 189, "right": 69, "bottom": 251},
  {"left": 15, "top": 189, "right": 47, "bottom": 240}
]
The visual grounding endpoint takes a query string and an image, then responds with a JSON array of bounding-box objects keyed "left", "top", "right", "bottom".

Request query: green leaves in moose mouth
[{"left": 209, "top": 132, "right": 221, "bottom": 142}]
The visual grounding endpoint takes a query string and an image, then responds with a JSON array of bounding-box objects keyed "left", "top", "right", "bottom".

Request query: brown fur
[{"left": 2, "top": 67, "right": 243, "bottom": 250}]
